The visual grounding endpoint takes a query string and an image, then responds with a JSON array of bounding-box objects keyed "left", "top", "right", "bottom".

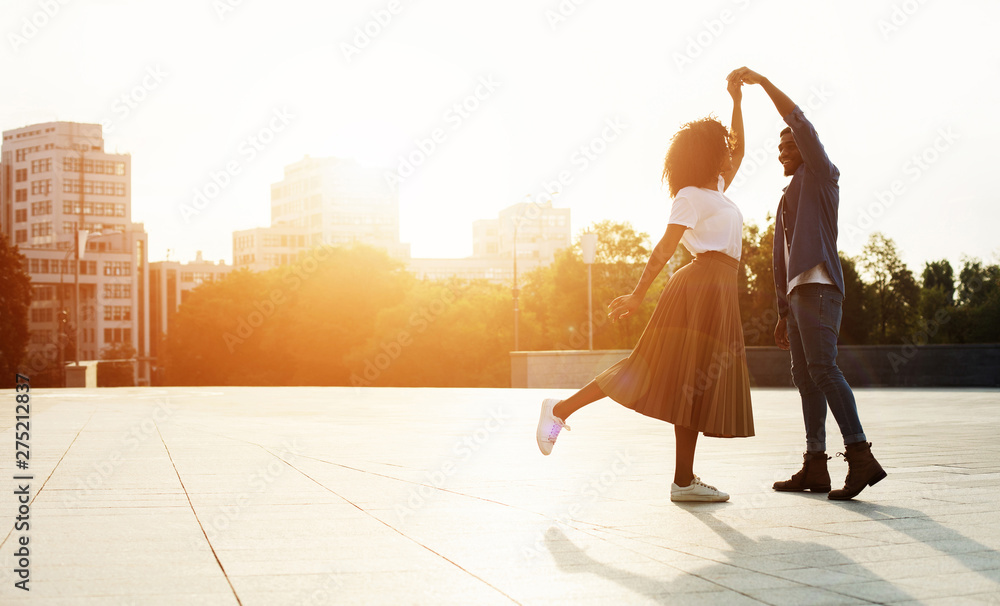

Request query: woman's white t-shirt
[{"left": 667, "top": 175, "right": 743, "bottom": 261}]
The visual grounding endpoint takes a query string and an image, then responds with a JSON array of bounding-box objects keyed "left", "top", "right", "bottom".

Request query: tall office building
[
  {"left": 234, "top": 155, "right": 409, "bottom": 272},
  {"left": 0, "top": 121, "right": 149, "bottom": 384}
]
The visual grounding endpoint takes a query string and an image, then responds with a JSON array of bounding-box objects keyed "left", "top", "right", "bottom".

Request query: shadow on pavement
[{"left": 543, "top": 507, "right": 919, "bottom": 604}]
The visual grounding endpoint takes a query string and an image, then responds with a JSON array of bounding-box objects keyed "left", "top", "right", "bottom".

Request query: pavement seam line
[
  {"left": 260, "top": 445, "right": 523, "bottom": 605},
  {"left": 0, "top": 408, "right": 95, "bottom": 553},
  {"left": 155, "top": 421, "right": 243, "bottom": 606},
  {"left": 165, "top": 421, "right": 864, "bottom": 603}
]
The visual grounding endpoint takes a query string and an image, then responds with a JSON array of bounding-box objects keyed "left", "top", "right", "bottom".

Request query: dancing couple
[{"left": 535, "top": 68, "right": 885, "bottom": 503}]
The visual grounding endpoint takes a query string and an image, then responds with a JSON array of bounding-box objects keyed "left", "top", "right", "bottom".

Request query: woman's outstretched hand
[
  {"left": 608, "top": 293, "right": 642, "bottom": 323},
  {"left": 726, "top": 71, "right": 743, "bottom": 101}
]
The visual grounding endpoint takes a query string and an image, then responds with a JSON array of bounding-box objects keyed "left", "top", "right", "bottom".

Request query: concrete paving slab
[{"left": 0, "top": 386, "right": 999, "bottom": 605}]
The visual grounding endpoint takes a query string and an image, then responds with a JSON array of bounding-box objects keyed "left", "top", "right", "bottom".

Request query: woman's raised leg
[{"left": 552, "top": 380, "right": 605, "bottom": 422}]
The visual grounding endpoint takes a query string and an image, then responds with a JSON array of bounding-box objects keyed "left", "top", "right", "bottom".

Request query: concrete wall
[{"left": 512, "top": 345, "right": 1000, "bottom": 389}]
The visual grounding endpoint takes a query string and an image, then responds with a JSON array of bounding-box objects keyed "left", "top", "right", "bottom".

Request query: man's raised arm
[{"left": 730, "top": 66, "right": 835, "bottom": 178}]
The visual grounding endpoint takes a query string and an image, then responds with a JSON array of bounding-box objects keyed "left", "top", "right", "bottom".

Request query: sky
[{"left": 2, "top": 0, "right": 998, "bottom": 274}]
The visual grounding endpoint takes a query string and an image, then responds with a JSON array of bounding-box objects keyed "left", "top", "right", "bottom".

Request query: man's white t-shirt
[{"left": 668, "top": 175, "right": 743, "bottom": 261}]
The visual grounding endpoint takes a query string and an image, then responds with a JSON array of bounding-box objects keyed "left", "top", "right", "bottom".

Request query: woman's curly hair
[{"left": 661, "top": 116, "right": 735, "bottom": 197}]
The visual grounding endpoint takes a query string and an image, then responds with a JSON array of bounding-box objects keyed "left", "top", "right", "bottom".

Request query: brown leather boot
[
  {"left": 773, "top": 451, "right": 831, "bottom": 493},
  {"left": 828, "top": 442, "right": 887, "bottom": 500}
]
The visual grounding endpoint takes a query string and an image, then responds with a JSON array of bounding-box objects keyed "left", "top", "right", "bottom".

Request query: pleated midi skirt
[{"left": 595, "top": 251, "right": 754, "bottom": 438}]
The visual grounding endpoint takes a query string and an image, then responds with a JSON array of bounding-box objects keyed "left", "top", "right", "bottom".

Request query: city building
[
  {"left": 0, "top": 121, "right": 150, "bottom": 384},
  {"left": 149, "top": 251, "right": 231, "bottom": 374},
  {"left": 408, "top": 198, "right": 572, "bottom": 284},
  {"left": 233, "top": 155, "right": 409, "bottom": 271},
  {"left": 232, "top": 224, "right": 313, "bottom": 273}
]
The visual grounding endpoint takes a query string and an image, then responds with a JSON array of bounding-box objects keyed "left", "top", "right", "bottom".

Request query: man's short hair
[{"left": 780, "top": 127, "right": 792, "bottom": 137}]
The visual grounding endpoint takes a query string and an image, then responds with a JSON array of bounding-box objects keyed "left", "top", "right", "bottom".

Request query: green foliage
[
  {"left": 0, "top": 235, "right": 31, "bottom": 377},
  {"left": 839, "top": 253, "right": 873, "bottom": 345},
  {"left": 861, "top": 232, "right": 921, "bottom": 344},
  {"left": 521, "top": 221, "right": 673, "bottom": 351},
  {"left": 159, "top": 228, "right": 999, "bottom": 387},
  {"left": 739, "top": 218, "right": 777, "bottom": 345},
  {"left": 922, "top": 260, "right": 955, "bottom": 304},
  {"left": 950, "top": 257, "right": 1000, "bottom": 343}
]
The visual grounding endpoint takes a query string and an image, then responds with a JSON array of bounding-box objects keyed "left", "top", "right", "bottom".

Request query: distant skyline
[{"left": 2, "top": 0, "right": 997, "bottom": 274}]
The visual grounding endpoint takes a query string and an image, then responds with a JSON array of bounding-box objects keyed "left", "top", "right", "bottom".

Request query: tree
[
  {"left": 922, "top": 259, "right": 955, "bottom": 303},
  {"left": 738, "top": 218, "right": 777, "bottom": 346},
  {"left": 163, "top": 244, "right": 411, "bottom": 386},
  {"left": 953, "top": 257, "right": 1000, "bottom": 343},
  {"left": 860, "top": 232, "right": 920, "bottom": 343},
  {"left": 520, "top": 221, "right": 674, "bottom": 351},
  {"left": 839, "top": 253, "right": 873, "bottom": 345},
  {"left": 918, "top": 259, "right": 956, "bottom": 344},
  {"left": 0, "top": 235, "right": 31, "bottom": 378}
]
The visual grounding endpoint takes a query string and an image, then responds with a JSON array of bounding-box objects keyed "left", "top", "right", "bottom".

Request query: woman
[{"left": 535, "top": 75, "right": 753, "bottom": 502}]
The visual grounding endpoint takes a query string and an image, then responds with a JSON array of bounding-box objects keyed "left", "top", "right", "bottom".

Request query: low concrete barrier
[{"left": 511, "top": 344, "right": 1000, "bottom": 388}]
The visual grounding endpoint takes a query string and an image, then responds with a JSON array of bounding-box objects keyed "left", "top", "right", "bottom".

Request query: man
[{"left": 730, "top": 67, "right": 886, "bottom": 500}]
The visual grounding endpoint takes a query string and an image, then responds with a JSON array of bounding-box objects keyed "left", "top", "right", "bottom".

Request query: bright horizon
[{"left": 2, "top": 0, "right": 997, "bottom": 275}]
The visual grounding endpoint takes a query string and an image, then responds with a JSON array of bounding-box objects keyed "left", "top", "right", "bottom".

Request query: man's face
[{"left": 778, "top": 132, "right": 803, "bottom": 177}]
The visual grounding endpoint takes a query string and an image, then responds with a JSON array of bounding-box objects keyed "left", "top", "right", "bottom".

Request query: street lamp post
[
  {"left": 512, "top": 217, "right": 520, "bottom": 352},
  {"left": 580, "top": 232, "right": 598, "bottom": 351}
]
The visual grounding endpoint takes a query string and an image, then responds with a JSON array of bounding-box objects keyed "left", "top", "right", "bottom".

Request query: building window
[
  {"left": 15, "top": 230, "right": 27, "bottom": 244},
  {"left": 30, "top": 222, "right": 53, "bottom": 237},
  {"left": 15, "top": 168, "right": 27, "bottom": 182},
  {"left": 15, "top": 189, "right": 27, "bottom": 202},
  {"left": 30, "top": 308, "right": 55, "bottom": 323},
  {"left": 30, "top": 179, "right": 52, "bottom": 195},
  {"left": 62, "top": 180, "right": 127, "bottom": 196},
  {"left": 15, "top": 209, "right": 27, "bottom": 222},
  {"left": 103, "top": 261, "right": 131, "bottom": 276},
  {"left": 62, "top": 158, "right": 125, "bottom": 175},
  {"left": 103, "top": 305, "right": 132, "bottom": 321},
  {"left": 30, "top": 200, "right": 52, "bottom": 216},
  {"left": 30, "top": 158, "right": 51, "bottom": 173},
  {"left": 103, "top": 283, "right": 132, "bottom": 299}
]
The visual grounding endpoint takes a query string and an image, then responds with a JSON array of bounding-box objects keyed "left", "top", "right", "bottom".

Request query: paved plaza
[{"left": 1, "top": 386, "right": 999, "bottom": 605}]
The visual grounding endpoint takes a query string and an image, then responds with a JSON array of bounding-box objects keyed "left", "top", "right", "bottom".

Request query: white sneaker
[
  {"left": 670, "top": 475, "right": 729, "bottom": 502},
  {"left": 536, "top": 398, "right": 570, "bottom": 455}
]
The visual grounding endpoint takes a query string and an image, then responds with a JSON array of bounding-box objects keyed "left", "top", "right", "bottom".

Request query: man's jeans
[{"left": 786, "top": 284, "right": 866, "bottom": 451}]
